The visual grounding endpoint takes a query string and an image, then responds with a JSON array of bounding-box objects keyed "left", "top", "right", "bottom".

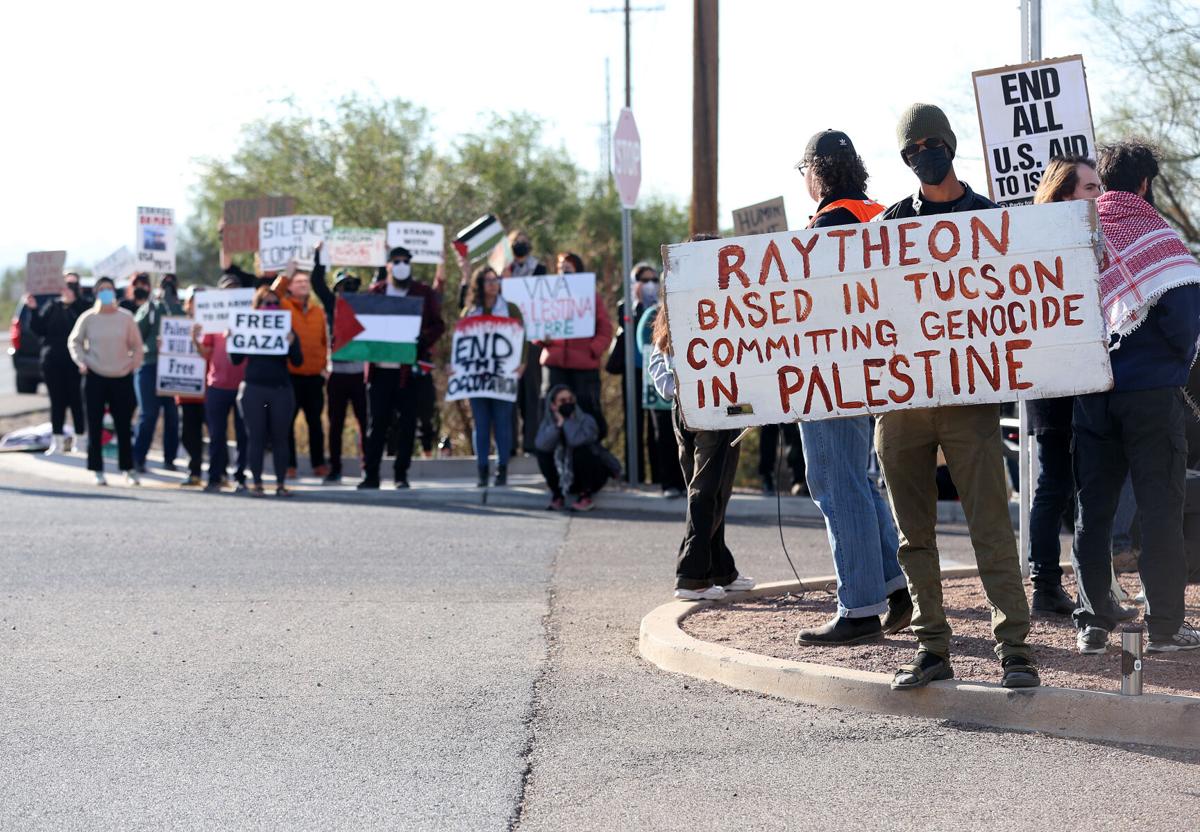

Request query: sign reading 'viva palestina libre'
[{"left": 662, "top": 200, "right": 1113, "bottom": 431}]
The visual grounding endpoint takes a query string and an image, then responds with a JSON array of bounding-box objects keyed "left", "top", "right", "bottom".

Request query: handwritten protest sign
[
  {"left": 258, "top": 215, "right": 333, "bottom": 271},
  {"left": 223, "top": 196, "right": 296, "bottom": 253},
  {"left": 25, "top": 251, "right": 67, "bottom": 294},
  {"left": 973, "top": 55, "right": 1096, "bottom": 206},
  {"left": 446, "top": 315, "right": 525, "bottom": 402},
  {"left": 193, "top": 287, "right": 255, "bottom": 334},
  {"left": 94, "top": 246, "right": 137, "bottom": 281},
  {"left": 387, "top": 222, "right": 445, "bottom": 264},
  {"left": 502, "top": 273, "right": 597, "bottom": 341},
  {"left": 155, "top": 316, "right": 205, "bottom": 397},
  {"left": 136, "top": 207, "right": 176, "bottom": 273},
  {"left": 326, "top": 227, "right": 387, "bottom": 266},
  {"left": 662, "top": 200, "right": 1112, "bottom": 430},
  {"left": 227, "top": 309, "right": 291, "bottom": 355},
  {"left": 732, "top": 197, "right": 788, "bottom": 237}
]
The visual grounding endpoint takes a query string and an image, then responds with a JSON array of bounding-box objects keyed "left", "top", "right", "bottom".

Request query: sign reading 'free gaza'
[
  {"left": 227, "top": 309, "right": 291, "bottom": 355},
  {"left": 662, "top": 200, "right": 1113, "bottom": 431}
]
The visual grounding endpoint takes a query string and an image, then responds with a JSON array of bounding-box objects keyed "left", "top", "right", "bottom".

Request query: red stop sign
[{"left": 612, "top": 107, "right": 642, "bottom": 209}]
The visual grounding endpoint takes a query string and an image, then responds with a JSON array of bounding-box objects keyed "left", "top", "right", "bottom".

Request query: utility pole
[{"left": 691, "top": 0, "right": 718, "bottom": 236}]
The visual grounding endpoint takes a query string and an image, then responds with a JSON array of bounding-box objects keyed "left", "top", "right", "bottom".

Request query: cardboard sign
[
  {"left": 25, "top": 251, "right": 67, "bottom": 294},
  {"left": 387, "top": 222, "right": 445, "bottom": 264},
  {"left": 446, "top": 315, "right": 525, "bottom": 402},
  {"left": 326, "top": 227, "right": 387, "bottom": 267},
  {"left": 973, "top": 55, "right": 1096, "bottom": 206},
  {"left": 502, "top": 273, "right": 597, "bottom": 341},
  {"left": 94, "top": 246, "right": 137, "bottom": 281},
  {"left": 227, "top": 309, "right": 291, "bottom": 355},
  {"left": 662, "top": 200, "right": 1113, "bottom": 430},
  {"left": 193, "top": 288, "right": 255, "bottom": 335},
  {"left": 223, "top": 196, "right": 296, "bottom": 253},
  {"left": 258, "top": 215, "right": 333, "bottom": 271},
  {"left": 136, "top": 207, "right": 176, "bottom": 273},
  {"left": 732, "top": 197, "right": 788, "bottom": 237},
  {"left": 155, "top": 316, "right": 206, "bottom": 397}
]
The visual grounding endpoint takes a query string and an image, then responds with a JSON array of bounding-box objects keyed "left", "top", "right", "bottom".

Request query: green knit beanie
[{"left": 896, "top": 103, "right": 957, "bottom": 158}]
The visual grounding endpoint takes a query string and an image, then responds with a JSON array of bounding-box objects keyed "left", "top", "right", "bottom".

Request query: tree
[{"left": 1091, "top": 0, "right": 1200, "bottom": 248}]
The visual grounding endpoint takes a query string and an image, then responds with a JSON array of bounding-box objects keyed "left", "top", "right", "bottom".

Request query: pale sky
[{"left": 2, "top": 0, "right": 1109, "bottom": 274}]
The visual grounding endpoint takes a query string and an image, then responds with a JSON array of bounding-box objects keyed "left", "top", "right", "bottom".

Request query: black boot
[
  {"left": 494, "top": 465, "right": 507, "bottom": 487},
  {"left": 796, "top": 614, "right": 882, "bottom": 646},
  {"left": 477, "top": 467, "right": 489, "bottom": 488},
  {"left": 761, "top": 473, "right": 776, "bottom": 495},
  {"left": 882, "top": 586, "right": 914, "bottom": 634},
  {"left": 1032, "top": 583, "right": 1075, "bottom": 615}
]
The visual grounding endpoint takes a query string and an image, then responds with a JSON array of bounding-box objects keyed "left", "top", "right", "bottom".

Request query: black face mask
[
  {"left": 910, "top": 146, "right": 953, "bottom": 187},
  {"left": 557, "top": 401, "right": 575, "bottom": 418},
  {"left": 133, "top": 287, "right": 150, "bottom": 301},
  {"left": 512, "top": 241, "right": 531, "bottom": 258}
]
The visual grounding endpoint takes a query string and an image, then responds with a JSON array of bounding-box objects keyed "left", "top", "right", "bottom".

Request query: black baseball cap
[
  {"left": 801, "top": 129, "right": 856, "bottom": 164},
  {"left": 388, "top": 247, "right": 412, "bottom": 261}
]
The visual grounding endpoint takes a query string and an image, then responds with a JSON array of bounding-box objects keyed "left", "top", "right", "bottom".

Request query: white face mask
[
  {"left": 391, "top": 262, "right": 412, "bottom": 281},
  {"left": 638, "top": 281, "right": 659, "bottom": 306}
]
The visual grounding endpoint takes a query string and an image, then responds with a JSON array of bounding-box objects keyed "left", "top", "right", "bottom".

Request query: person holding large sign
[
  {"left": 450, "top": 264, "right": 527, "bottom": 487},
  {"left": 789, "top": 130, "right": 910, "bottom": 648},
  {"left": 132, "top": 274, "right": 185, "bottom": 473},
  {"left": 229, "top": 287, "right": 304, "bottom": 497},
  {"left": 877, "top": 104, "right": 1038, "bottom": 690},
  {"left": 194, "top": 274, "right": 249, "bottom": 492}
]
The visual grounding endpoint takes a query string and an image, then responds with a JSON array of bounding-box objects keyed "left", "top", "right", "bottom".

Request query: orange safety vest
[{"left": 810, "top": 198, "right": 886, "bottom": 225}]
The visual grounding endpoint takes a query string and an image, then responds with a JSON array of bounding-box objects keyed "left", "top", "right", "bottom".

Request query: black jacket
[
  {"left": 29, "top": 298, "right": 88, "bottom": 366},
  {"left": 880, "top": 181, "right": 997, "bottom": 220},
  {"left": 230, "top": 337, "right": 304, "bottom": 387}
]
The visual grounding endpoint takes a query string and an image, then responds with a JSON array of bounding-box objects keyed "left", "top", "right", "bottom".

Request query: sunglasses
[{"left": 901, "top": 137, "right": 945, "bottom": 164}]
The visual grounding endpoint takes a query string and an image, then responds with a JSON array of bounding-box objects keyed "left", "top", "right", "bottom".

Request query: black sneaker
[
  {"left": 1032, "top": 583, "right": 1076, "bottom": 615},
  {"left": 322, "top": 471, "right": 341, "bottom": 485},
  {"left": 163, "top": 461, "right": 177, "bottom": 472},
  {"left": 477, "top": 470, "right": 489, "bottom": 488},
  {"left": 357, "top": 477, "right": 381, "bottom": 490},
  {"left": 394, "top": 478, "right": 411, "bottom": 489},
  {"left": 1076, "top": 625, "right": 1109, "bottom": 654},
  {"left": 1000, "top": 655, "right": 1041, "bottom": 688},
  {"left": 796, "top": 614, "right": 882, "bottom": 646},
  {"left": 882, "top": 586, "right": 913, "bottom": 634}
]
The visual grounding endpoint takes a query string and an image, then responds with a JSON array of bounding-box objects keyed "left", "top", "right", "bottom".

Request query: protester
[
  {"left": 170, "top": 287, "right": 205, "bottom": 487},
  {"left": 461, "top": 264, "right": 526, "bottom": 486},
  {"left": 790, "top": 129, "right": 911, "bottom": 645},
  {"left": 132, "top": 273, "right": 183, "bottom": 472},
  {"left": 27, "top": 273, "right": 87, "bottom": 455},
  {"left": 310, "top": 244, "right": 366, "bottom": 484},
  {"left": 359, "top": 246, "right": 445, "bottom": 489},
  {"left": 230, "top": 286, "right": 304, "bottom": 497},
  {"left": 535, "top": 383, "right": 617, "bottom": 511},
  {"left": 758, "top": 424, "right": 806, "bottom": 496},
  {"left": 1023, "top": 156, "right": 1104, "bottom": 615},
  {"left": 1072, "top": 139, "right": 1200, "bottom": 654},
  {"left": 272, "top": 268, "right": 330, "bottom": 480},
  {"left": 538, "top": 252, "right": 612, "bottom": 438},
  {"left": 877, "top": 104, "right": 1038, "bottom": 689},
  {"left": 646, "top": 237, "right": 754, "bottom": 600},
  {"left": 193, "top": 275, "right": 248, "bottom": 492},
  {"left": 631, "top": 291, "right": 685, "bottom": 498},
  {"left": 67, "top": 276, "right": 143, "bottom": 486},
  {"left": 502, "top": 229, "right": 548, "bottom": 455},
  {"left": 120, "top": 272, "right": 152, "bottom": 314}
]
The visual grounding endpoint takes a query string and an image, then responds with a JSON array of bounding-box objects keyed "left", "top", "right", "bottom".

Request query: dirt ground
[{"left": 684, "top": 574, "right": 1200, "bottom": 697}]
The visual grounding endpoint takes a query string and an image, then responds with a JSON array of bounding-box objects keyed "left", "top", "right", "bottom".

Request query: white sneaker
[
  {"left": 1147, "top": 622, "right": 1200, "bottom": 653},
  {"left": 674, "top": 585, "right": 727, "bottom": 601},
  {"left": 75, "top": 435, "right": 88, "bottom": 455},
  {"left": 44, "top": 435, "right": 62, "bottom": 456},
  {"left": 124, "top": 470, "right": 141, "bottom": 486},
  {"left": 724, "top": 575, "right": 757, "bottom": 592},
  {"left": 94, "top": 472, "right": 108, "bottom": 486}
]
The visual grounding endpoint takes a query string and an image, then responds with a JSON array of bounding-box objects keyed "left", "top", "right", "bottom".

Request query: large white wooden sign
[{"left": 662, "top": 200, "right": 1112, "bottom": 430}]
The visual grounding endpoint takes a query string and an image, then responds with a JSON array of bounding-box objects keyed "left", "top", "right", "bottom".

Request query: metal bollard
[{"left": 1121, "top": 626, "right": 1143, "bottom": 696}]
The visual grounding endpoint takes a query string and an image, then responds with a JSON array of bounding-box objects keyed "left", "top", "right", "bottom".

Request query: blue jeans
[
  {"left": 800, "top": 416, "right": 904, "bottom": 618},
  {"left": 205, "top": 386, "right": 247, "bottom": 485},
  {"left": 469, "top": 398, "right": 515, "bottom": 472},
  {"left": 133, "top": 363, "right": 178, "bottom": 466}
]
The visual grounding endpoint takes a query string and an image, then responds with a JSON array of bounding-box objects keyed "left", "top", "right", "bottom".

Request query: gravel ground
[{"left": 685, "top": 574, "right": 1200, "bottom": 697}]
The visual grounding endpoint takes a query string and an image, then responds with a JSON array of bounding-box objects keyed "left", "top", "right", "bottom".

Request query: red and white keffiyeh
[{"left": 1097, "top": 190, "right": 1200, "bottom": 337}]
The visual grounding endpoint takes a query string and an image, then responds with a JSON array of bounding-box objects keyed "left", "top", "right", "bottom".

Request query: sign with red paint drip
[{"left": 661, "top": 200, "right": 1113, "bottom": 430}]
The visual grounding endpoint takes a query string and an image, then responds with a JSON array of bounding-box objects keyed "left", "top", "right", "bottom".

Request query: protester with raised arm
[{"left": 876, "top": 104, "right": 1038, "bottom": 690}]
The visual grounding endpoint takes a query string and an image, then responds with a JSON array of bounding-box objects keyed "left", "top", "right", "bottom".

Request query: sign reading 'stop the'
[
  {"left": 973, "top": 55, "right": 1096, "bottom": 206},
  {"left": 662, "top": 201, "right": 1113, "bottom": 430}
]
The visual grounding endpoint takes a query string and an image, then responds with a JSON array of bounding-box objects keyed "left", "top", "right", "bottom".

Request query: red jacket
[
  {"left": 538, "top": 291, "right": 613, "bottom": 371},
  {"left": 365, "top": 280, "right": 445, "bottom": 386}
]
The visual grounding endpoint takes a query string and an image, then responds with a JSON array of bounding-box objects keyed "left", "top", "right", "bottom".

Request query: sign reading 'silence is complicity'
[{"left": 662, "top": 200, "right": 1113, "bottom": 430}]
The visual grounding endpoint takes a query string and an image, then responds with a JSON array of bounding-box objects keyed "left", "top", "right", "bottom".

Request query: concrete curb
[{"left": 639, "top": 576, "right": 1200, "bottom": 751}]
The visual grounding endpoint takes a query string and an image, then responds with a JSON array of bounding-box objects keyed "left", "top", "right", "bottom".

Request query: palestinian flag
[
  {"left": 332, "top": 293, "right": 424, "bottom": 364},
  {"left": 453, "top": 213, "right": 505, "bottom": 262}
]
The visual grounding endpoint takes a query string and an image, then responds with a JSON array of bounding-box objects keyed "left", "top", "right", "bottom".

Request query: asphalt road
[{"left": 1, "top": 469, "right": 1196, "bottom": 831}]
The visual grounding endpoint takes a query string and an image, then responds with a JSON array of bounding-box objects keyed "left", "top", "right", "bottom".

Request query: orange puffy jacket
[{"left": 281, "top": 295, "right": 328, "bottom": 377}]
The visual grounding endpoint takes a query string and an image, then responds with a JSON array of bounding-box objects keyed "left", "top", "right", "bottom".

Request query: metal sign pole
[{"left": 621, "top": 207, "right": 637, "bottom": 484}]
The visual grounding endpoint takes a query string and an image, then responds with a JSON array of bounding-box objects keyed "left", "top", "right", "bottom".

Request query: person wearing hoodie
[
  {"left": 790, "top": 130, "right": 912, "bottom": 646},
  {"left": 132, "top": 273, "right": 184, "bottom": 472},
  {"left": 27, "top": 273, "right": 88, "bottom": 455},
  {"left": 67, "top": 276, "right": 144, "bottom": 485},
  {"left": 535, "top": 383, "right": 617, "bottom": 511},
  {"left": 1072, "top": 139, "right": 1200, "bottom": 655}
]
